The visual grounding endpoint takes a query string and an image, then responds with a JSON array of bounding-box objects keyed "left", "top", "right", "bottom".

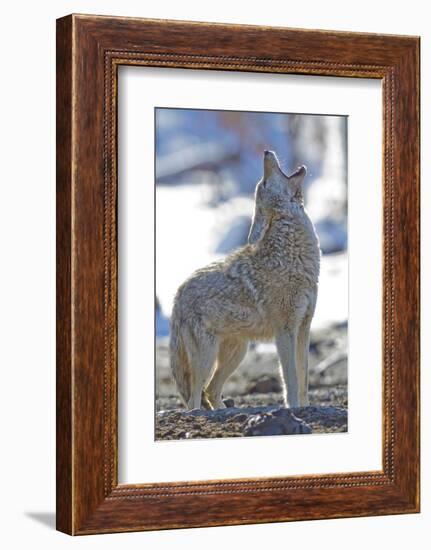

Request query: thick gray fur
[{"left": 170, "top": 151, "right": 321, "bottom": 410}]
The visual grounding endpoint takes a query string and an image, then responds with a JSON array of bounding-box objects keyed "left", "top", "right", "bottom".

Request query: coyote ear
[
  {"left": 248, "top": 206, "right": 269, "bottom": 244},
  {"left": 288, "top": 165, "right": 307, "bottom": 187}
]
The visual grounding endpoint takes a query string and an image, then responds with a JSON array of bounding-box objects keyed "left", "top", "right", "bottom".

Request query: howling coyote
[{"left": 170, "top": 150, "right": 320, "bottom": 410}]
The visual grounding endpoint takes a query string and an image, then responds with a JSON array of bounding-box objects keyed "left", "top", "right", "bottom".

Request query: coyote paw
[
  {"left": 201, "top": 389, "right": 232, "bottom": 410},
  {"left": 201, "top": 390, "right": 213, "bottom": 410}
]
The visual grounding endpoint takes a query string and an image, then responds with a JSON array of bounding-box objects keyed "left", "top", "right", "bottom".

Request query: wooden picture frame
[{"left": 56, "top": 14, "right": 420, "bottom": 535}]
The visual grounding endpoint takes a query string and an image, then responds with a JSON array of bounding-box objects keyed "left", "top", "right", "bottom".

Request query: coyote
[{"left": 170, "top": 151, "right": 320, "bottom": 410}]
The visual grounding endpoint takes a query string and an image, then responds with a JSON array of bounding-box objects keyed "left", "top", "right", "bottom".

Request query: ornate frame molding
[{"left": 57, "top": 15, "right": 419, "bottom": 534}]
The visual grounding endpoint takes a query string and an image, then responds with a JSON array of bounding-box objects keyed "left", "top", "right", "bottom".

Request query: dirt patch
[
  {"left": 155, "top": 322, "right": 348, "bottom": 440},
  {"left": 156, "top": 402, "right": 347, "bottom": 440}
]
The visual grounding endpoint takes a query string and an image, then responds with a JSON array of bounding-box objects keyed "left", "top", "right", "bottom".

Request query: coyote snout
[{"left": 170, "top": 151, "right": 320, "bottom": 410}]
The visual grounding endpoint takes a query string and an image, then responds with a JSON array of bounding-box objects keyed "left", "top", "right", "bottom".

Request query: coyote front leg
[
  {"left": 296, "top": 316, "right": 312, "bottom": 406},
  {"left": 276, "top": 329, "right": 299, "bottom": 408}
]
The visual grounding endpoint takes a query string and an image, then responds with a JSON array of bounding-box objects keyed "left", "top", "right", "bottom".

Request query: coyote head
[{"left": 248, "top": 150, "right": 307, "bottom": 244}]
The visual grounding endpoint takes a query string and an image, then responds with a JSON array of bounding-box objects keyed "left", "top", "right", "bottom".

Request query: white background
[
  {"left": 0, "top": 1, "right": 428, "bottom": 548},
  {"left": 118, "top": 67, "right": 382, "bottom": 483}
]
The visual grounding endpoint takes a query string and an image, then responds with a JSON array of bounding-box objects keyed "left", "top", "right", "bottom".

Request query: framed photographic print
[{"left": 56, "top": 14, "right": 420, "bottom": 535}]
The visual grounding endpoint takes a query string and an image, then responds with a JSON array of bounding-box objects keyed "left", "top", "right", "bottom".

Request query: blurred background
[{"left": 155, "top": 108, "right": 348, "bottom": 418}]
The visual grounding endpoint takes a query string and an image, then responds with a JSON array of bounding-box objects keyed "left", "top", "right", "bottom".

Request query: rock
[
  {"left": 244, "top": 409, "right": 311, "bottom": 436},
  {"left": 247, "top": 375, "right": 282, "bottom": 394},
  {"left": 315, "top": 218, "right": 347, "bottom": 255}
]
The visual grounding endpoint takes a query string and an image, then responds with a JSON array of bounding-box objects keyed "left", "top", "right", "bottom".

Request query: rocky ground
[{"left": 155, "top": 322, "right": 347, "bottom": 440}]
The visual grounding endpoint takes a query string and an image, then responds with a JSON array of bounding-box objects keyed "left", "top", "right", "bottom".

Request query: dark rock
[
  {"left": 230, "top": 413, "right": 248, "bottom": 423},
  {"left": 247, "top": 375, "right": 282, "bottom": 394},
  {"left": 244, "top": 409, "right": 311, "bottom": 436}
]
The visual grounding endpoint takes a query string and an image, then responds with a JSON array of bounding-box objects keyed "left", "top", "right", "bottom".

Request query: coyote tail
[{"left": 169, "top": 309, "right": 191, "bottom": 406}]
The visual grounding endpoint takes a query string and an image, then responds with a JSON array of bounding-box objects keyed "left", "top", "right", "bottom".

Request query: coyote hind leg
[
  {"left": 184, "top": 328, "right": 219, "bottom": 410},
  {"left": 203, "top": 338, "right": 248, "bottom": 409}
]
